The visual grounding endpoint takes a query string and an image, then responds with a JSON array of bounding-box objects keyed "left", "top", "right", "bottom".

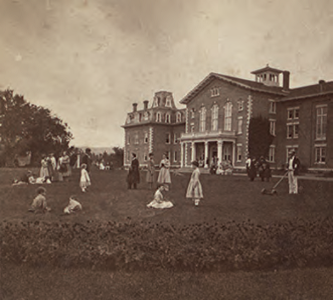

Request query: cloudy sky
[{"left": 0, "top": 0, "right": 332, "bottom": 147}]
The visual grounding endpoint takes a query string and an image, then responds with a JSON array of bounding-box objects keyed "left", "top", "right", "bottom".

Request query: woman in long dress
[
  {"left": 146, "top": 153, "right": 155, "bottom": 189},
  {"left": 58, "top": 151, "right": 71, "bottom": 181},
  {"left": 39, "top": 154, "right": 49, "bottom": 182},
  {"left": 157, "top": 154, "right": 171, "bottom": 186},
  {"left": 186, "top": 161, "right": 203, "bottom": 206},
  {"left": 80, "top": 163, "right": 91, "bottom": 192},
  {"left": 147, "top": 184, "right": 173, "bottom": 209}
]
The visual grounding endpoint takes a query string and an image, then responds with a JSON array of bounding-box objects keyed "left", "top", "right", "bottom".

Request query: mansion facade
[
  {"left": 122, "top": 91, "right": 185, "bottom": 168},
  {"left": 123, "top": 66, "right": 332, "bottom": 171}
]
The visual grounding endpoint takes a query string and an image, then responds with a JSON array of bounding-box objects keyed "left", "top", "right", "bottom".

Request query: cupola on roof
[{"left": 251, "top": 64, "right": 284, "bottom": 87}]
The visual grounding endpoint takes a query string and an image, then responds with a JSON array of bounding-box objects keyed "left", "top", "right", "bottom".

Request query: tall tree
[
  {"left": 0, "top": 89, "right": 73, "bottom": 165},
  {"left": 248, "top": 116, "right": 274, "bottom": 159}
]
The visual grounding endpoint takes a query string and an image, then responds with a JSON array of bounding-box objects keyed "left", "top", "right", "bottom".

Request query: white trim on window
[
  {"left": 269, "top": 99, "right": 276, "bottom": 114},
  {"left": 268, "top": 145, "right": 275, "bottom": 163}
]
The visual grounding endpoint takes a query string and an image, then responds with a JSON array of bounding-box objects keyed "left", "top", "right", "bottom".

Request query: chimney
[
  {"left": 283, "top": 71, "right": 290, "bottom": 90},
  {"left": 319, "top": 80, "right": 326, "bottom": 92},
  {"left": 143, "top": 100, "right": 149, "bottom": 110},
  {"left": 132, "top": 103, "right": 138, "bottom": 112}
]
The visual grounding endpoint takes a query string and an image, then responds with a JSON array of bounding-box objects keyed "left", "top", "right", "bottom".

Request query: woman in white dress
[
  {"left": 157, "top": 154, "right": 171, "bottom": 186},
  {"left": 147, "top": 185, "right": 173, "bottom": 209},
  {"left": 80, "top": 164, "right": 91, "bottom": 192},
  {"left": 39, "top": 154, "right": 49, "bottom": 182},
  {"left": 186, "top": 161, "right": 203, "bottom": 206}
]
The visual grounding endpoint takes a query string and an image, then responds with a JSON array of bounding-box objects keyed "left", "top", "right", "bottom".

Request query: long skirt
[
  {"left": 157, "top": 167, "right": 171, "bottom": 184},
  {"left": 186, "top": 180, "right": 203, "bottom": 199},
  {"left": 147, "top": 200, "right": 173, "bottom": 209}
]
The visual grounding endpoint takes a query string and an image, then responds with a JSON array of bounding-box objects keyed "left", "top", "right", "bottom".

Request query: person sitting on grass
[
  {"left": 13, "top": 170, "right": 36, "bottom": 185},
  {"left": 28, "top": 187, "right": 51, "bottom": 213},
  {"left": 80, "top": 163, "right": 91, "bottom": 193},
  {"left": 64, "top": 195, "right": 82, "bottom": 214},
  {"left": 147, "top": 184, "right": 173, "bottom": 209}
]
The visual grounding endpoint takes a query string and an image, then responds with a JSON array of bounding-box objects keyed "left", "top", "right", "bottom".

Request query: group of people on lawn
[
  {"left": 127, "top": 152, "right": 203, "bottom": 208},
  {"left": 24, "top": 147, "right": 301, "bottom": 215},
  {"left": 16, "top": 148, "right": 92, "bottom": 214}
]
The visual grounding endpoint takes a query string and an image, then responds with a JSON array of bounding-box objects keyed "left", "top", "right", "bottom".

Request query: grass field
[
  {"left": 1, "top": 167, "right": 332, "bottom": 225},
  {"left": 1, "top": 167, "right": 333, "bottom": 299}
]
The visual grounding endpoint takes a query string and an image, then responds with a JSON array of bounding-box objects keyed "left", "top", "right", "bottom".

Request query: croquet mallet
[{"left": 261, "top": 171, "right": 289, "bottom": 195}]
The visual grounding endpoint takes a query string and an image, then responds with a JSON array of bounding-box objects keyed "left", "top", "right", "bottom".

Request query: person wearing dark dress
[
  {"left": 81, "top": 148, "right": 92, "bottom": 172},
  {"left": 246, "top": 156, "right": 257, "bottom": 181},
  {"left": 127, "top": 153, "right": 140, "bottom": 189}
]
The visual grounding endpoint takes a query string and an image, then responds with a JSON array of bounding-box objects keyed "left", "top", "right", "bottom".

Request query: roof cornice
[
  {"left": 278, "top": 91, "right": 333, "bottom": 102},
  {"left": 179, "top": 73, "right": 286, "bottom": 104}
]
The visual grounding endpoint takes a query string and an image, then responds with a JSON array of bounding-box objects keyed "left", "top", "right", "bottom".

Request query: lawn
[
  {"left": 0, "top": 167, "right": 332, "bottom": 225},
  {"left": 1, "top": 167, "right": 333, "bottom": 299}
]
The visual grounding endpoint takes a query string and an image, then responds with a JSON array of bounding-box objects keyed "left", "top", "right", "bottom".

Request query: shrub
[{"left": 1, "top": 217, "right": 333, "bottom": 272}]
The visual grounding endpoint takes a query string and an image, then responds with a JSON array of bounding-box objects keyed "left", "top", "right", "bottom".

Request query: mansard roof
[{"left": 179, "top": 72, "right": 286, "bottom": 104}]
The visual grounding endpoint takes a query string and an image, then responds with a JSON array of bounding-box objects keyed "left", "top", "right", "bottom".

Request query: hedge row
[{"left": 1, "top": 217, "right": 333, "bottom": 272}]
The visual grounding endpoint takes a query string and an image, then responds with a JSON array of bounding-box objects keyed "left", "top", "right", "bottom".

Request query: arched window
[
  {"left": 199, "top": 107, "right": 206, "bottom": 132},
  {"left": 156, "top": 112, "right": 161, "bottom": 122},
  {"left": 165, "top": 113, "right": 171, "bottom": 123},
  {"left": 224, "top": 102, "right": 232, "bottom": 131},
  {"left": 176, "top": 112, "right": 182, "bottom": 123},
  {"left": 166, "top": 96, "right": 172, "bottom": 107},
  {"left": 211, "top": 104, "right": 219, "bottom": 131}
]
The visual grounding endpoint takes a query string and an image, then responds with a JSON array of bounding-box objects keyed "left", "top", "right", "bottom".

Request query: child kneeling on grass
[
  {"left": 64, "top": 195, "right": 82, "bottom": 214},
  {"left": 28, "top": 187, "right": 51, "bottom": 213},
  {"left": 80, "top": 164, "right": 91, "bottom": 192},
  {"left": 147, "top": 184, "right": 173, "bottom": 209},
  {"left": 186, "top": 161, "right": 203, "bottom": 206}
]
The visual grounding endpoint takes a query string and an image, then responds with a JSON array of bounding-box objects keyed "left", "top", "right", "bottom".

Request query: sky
[{"left": 0, "top": 0, "right": 332, "bottom": 147}]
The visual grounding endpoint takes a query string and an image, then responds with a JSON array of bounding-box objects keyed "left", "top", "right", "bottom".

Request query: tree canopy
[
  {"left": 0, "top": 89, "right": 73, "bottom": 165},
  {"left": 248, "top": 115, "right": 274, "bottom": 159}
]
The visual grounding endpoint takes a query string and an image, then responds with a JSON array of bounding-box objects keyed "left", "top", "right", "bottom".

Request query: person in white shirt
[
  {"left": 287, "top": 150, "right": 300, "bottom": 194},
  {"left": 64, "top": 196, "right": 82, "bottom": 214}
]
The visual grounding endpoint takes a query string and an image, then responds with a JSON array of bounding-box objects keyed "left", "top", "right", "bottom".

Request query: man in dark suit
[{"left": 127, "top": 153, "right": 140, "bottom": 189}]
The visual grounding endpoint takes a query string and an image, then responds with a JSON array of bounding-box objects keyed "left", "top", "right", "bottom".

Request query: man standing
[
  {"left": 127, "top": 153, "right": 140, "bottom": 189},
  {"left": 287, "top": 150, "right": 300, "bottom": 194}
]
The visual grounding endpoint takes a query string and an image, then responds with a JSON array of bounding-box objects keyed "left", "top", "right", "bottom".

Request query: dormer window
[
  {"left": 153, "top": 96, "right": 159, "bottom": 107},
  {"left": 176, "top": 112, "right": 182, "bottom": 123},
  {"left": 156, "top": 112, "right": 161, "bottom": 122},
  {"left": 143, "top": 111, "right": 149, "bottom": 121},
  {"left": 210, "top": 87, "right": 220, "bottom": 97},
  {"left": 166, "top": 96, "right": 172, "bottom": 107},
  {"left": 165, "top": 113, "right": 171, "bottom": 123}
]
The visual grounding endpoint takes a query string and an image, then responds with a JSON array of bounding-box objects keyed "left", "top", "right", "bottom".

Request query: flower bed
[{"left": 1, "top": 217, "right": 333, "bottom": 272}]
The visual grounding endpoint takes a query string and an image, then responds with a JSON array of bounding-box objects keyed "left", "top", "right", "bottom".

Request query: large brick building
[
  {"left": 122, "top": 91, "right": 185, "bottom": 168},
  {"left": 178, "top": 65, "right": 332, "bottom": 171},
  {"left": 123, "top": 66, "right": 332, "bottom": 171}
]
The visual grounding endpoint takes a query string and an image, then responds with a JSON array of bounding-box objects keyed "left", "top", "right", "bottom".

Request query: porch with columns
[{"left": 180, "top": 138, "right": 236, "bottom": 168}]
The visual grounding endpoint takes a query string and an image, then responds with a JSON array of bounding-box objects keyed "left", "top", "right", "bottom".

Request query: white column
[
  {"left": 204, "top": 141, "right": 209, "bottom": 168},
  {"left": 232, "top": 141, "right": 236, "bottom": 166},
  {"left": 180, "top": 142, "right": 184, "bottom": 168},
  {"left": 191, "top": 141, "right": 196, "bottom": 162},
  {"left": 217, "top": 140, "right": 223, "bottom": 165}
]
